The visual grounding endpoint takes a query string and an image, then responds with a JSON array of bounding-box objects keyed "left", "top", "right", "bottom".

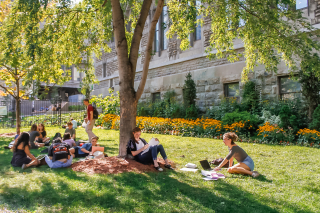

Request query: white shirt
[
  {"left": 71, "top": 120, "right": 77, "bottom": 129},
  {"left": 136, "top": 139, "right": 144, "bottom": 151}
]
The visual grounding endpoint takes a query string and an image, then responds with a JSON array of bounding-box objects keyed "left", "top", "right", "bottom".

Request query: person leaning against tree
[
  {"left": 214, "top": 132, "right": 260, "bottom": 178},
  {"left": 83, "top": 98, "right": 97, "bottom": 142}
]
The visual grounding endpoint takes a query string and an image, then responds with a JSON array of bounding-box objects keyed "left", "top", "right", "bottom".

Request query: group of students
[{"left": 9, "top": 120, "right": 259, "bottom": 176}]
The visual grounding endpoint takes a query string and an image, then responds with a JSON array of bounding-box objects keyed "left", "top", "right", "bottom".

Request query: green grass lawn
[{"left": 0, "top": 127, "right": 319, "bottom": 212}]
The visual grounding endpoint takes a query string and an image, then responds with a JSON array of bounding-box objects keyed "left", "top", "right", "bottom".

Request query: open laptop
[
  {"left": 199, "top": 160, "right": 213, "bottom": 171},
  {"left": 92, "top": 146, "right": 104, "bottom": 154}
]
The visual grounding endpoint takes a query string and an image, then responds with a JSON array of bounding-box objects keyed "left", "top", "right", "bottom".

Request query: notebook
[
  {"left": 199, "top": 160, "right": 212, "bottom": 171},
  {"left": 92, "top": 146, "right": 104, "bottom": 154},
  {"left": 141, "top": 138, "right": 159, "bottom": 155}
]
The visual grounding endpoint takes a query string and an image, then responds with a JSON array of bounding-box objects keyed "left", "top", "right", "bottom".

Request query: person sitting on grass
[
  {"left": 38, "top": 123, "right": 50, "bottom": 143},
  {"left": 11, "top": 132, "right": 40, "bottom": 169},
  {"left": 45, "top": 138, "right": 73, "bottom": 169},
  {"left": 62, "top": 132, "right": 76, "bottom": 148},
  {"left": 69, "top": 136, "right": 100, "bottom": 158},
  {"left": 70, "top": 118, "right": 77, "bottom": 129},
  {"left": 29, "top": 124, "right": 45, "bottom": 149},
  {"left": 214, "top": 132, "right": 260, "bottom": 178},
  {"left": 64, "top": 122, "right": 76, "bottom": 140},
  {"left": 127, "top": 127, "right": 173, "bottom": 172}
]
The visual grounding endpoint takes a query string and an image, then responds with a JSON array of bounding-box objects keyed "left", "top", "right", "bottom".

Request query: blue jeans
[
  {"left": 136, "top": 145, "right": 168, "bottom": 165},
  {"left": 45, "top": 155, "right": 73, "bottom": 169}
]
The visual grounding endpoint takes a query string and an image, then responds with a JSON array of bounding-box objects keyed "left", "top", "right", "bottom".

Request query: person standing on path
[{"left": 83, "top": 98, "right": 97, "bottom": 142}]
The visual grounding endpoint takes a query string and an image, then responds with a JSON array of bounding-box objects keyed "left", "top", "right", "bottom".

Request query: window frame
[
  {"left": 152, "top": 92, "right": 161, "bottom": 103},
  {"left": 278, "top": 75, "right": 302, "bottom": 99},
  {"left": 103, "top": 63, "right": 107, "bottom": 78},
  {"left": 296, "top": 0, "right": 308, "bottom": 10},
  {"left": 224, "top": 82, "right": 240, "bottom": 99}
]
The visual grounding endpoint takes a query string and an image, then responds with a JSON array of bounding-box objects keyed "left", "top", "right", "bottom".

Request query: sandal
[
  {"left": 154, "top": 166, "right": 163, "bottom": 172},
  {"left": 164, "top": 164, "right": 174, "bottom": 170},
  {"left": 21, "top": 164, "right": 27, "bottom": 170}
]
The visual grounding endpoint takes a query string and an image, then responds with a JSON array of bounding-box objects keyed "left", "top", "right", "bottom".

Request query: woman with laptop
[
  {"left": 214, "top": 132, "right": 260, "bottom": 178},
  {"left": 126, "top": 127, "right": 173, "bottom": 171}
]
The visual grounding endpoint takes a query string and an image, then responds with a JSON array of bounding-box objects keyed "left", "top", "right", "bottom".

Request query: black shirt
[
  {"left": 40, "top": 131, "right": 46, "bottom": 138},
  {"left": 127, "top": 138, "right": 147, "bottom": 160},
  {"left": 48, "top": 142, "right": 70, "bottom": 162}
]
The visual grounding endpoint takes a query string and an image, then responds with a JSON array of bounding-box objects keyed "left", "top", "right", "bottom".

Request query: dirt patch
[
  {"left": 71, "top": 156, "right": 176, "bottom": 175},
  {"left": 0, "top": 133, "right": 16, "bottom": 138}
]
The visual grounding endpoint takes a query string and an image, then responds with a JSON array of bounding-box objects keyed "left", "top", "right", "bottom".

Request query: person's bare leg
[
  {"left": 153, "top": 159, "right": 159, "bottom": 167},
  {"left": 69, "top": 148, "right": 76, "bottom": 158},
  {"left": 228, "top": 163, "right": 253, "bottom": 176},
  {"left": 26, "top": 160, "right": 39, "bottom": 168}
]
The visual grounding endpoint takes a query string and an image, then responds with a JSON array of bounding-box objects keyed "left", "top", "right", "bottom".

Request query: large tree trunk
[
  {"left": 119, "top": 80, "right": 137, "bottom": 157},
  {"left": 111, "top": 0, "right": 164, "bottom": 157}
]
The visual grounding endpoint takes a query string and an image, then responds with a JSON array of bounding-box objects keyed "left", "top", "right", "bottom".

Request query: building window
[
  {"left": 103, "top": 63, "right": 107, "bottom": 78},
  {"left": 110, "top": 79, "right": 114, "bottom": 88},
  {"left": 152, "top": 92, "right": 161, "bottom": 103},
  {"left": 154, "top": 21, "right": 160, "bottom": 53},
  {"left": 161, "top": 6, "right": 169, "bottom": 50},
  {"left": 279, "top": 76, "right": 301, "bottom": 99},
  {"left": 296, "top": 0, "right": 308, "bottom": 10},
  {"left": 224, "top": 82, "right": 240, "bottom": 98},
  {"left": 195, "top": 0, "right": 201, "bottom": 40}
]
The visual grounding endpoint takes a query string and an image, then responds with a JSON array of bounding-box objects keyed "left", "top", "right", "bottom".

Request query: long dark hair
[
  {"left": 132, "top": 127, "right": 141, "bottom": 144},
  {"left": 13, "top": 132, "right": 30, "bottom": 152},
  {"left": 31, "top": 124, "right": 37, "bottom": 131},
  {"left": 63, "top": 132, "right": 71, "bottom": 140},
  {"left": 38, "top": 123, "right": 45, "bottom": 132}
]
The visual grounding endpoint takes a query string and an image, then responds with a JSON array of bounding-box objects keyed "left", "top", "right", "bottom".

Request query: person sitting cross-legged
[
  {"left": 45, "top": 138, "right": 73, "bottom": 169},
  {"left": 11, "top": 132, "right": 40, "bottom": 170},
  {"left": 214, "top": 132, "right": 260, "bottom": 178},
  {"left": 64, "top": 122, "right": 76, "bottom": 140},
  {"left": 127, "top": 127, "right": 173, "bottom": 171}
]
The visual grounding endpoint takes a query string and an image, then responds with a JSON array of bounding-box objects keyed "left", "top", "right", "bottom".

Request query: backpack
[
  {"left": 53, "top": 133, "right": 62, "bottom": 140},
  {"left": 92, "top": 106, "right": 99, "bottom": 119},
  {"left": 52, "top": 143, "right": 69, "bottom": 156}
]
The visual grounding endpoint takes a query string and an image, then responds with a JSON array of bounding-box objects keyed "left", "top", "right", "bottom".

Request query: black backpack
[
  {"left": 92, "top": 106, "right": 99, "bottom": 119},
  {"left": 52, "top": 143, "right": 69, "bottom": 156}
]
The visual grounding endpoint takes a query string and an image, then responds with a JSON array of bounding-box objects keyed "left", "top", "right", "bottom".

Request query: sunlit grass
[{"left": 0, "top": 127, "right": 319, "bottom": 212}]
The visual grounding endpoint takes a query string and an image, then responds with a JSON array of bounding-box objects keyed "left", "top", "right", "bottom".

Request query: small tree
[
  {"left": 298, "top": 54, "right": 320, "bottom": 120},
  {"left": 183, "top": 72, "right": 197, "bottom": 108},
  {"left": 241, "top": 81, "right": 260, "bottom": 113},
  {"left": 309, "top": 105, "right": 320, "bottom": 130}
]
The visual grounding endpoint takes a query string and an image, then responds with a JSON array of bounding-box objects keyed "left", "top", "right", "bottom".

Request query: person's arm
[
  {"left": 229, "top": 157, "right": 234, "bottom": 167},
  {"left": 72, "top": 140, "right": 76, "bottom": 147},
  {"left": 89, "top": 111, "right": 93, "bottom": 123},
  {"left": 214, "top": 158, "right": 229, "bottom": 171},
  {"left": 131, "top": 144, "right": 149, "bottom": 156},
  {"left": 72, "top": 130, "right": 76, "bottom": 140},
  {"left": 24, "top": 146, "right": 38, "bottom": 162},
  {"left": 80, "top": 147, "right": 91, "bottom": 154}
]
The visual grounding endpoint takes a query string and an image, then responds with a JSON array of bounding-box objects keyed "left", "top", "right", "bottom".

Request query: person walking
[{"left": 83, "top": 98, "right": 97, "bottom": 142}]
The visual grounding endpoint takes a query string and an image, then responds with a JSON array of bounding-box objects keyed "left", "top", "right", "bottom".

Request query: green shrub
[
  {"left": 206, "top": 98, "right": 242, "bottom": 120},
  {"left": 309, "top": 105, "right": 320, "bottom": 130},
  {"left": 185, "top": 104, "right": 198, "bottom": 120},
  {"left": 222, "top": 110, "right": 262, "bottom": 133},
  {"left": 241, "top": 81, "right": 260, "bottom": 113},
  {"left": 183, "top": 72, "right": 196, "bottom": 108}
]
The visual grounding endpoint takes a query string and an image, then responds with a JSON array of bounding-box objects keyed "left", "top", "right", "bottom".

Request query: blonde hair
[{"left": 223, "top": 132, "right": 238, "bottom": 144}]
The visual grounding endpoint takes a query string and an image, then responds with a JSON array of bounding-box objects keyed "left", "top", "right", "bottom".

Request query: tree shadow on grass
[{"left": 0, "top": 167, "right": 315, "bottom": 212}]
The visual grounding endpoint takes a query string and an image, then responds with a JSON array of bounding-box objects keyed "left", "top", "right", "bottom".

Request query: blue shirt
[{"left": 77, "top": 143, "right": 92, "bottom": 155}]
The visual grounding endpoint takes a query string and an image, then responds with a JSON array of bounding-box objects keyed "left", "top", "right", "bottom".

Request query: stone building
[{"left": 92, "top": 1, "right": 317, "bottom": 111}]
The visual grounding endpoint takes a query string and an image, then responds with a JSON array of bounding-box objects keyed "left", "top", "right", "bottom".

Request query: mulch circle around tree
[{"left": 71, "top": 156, "right": 176, "bottom": 175}]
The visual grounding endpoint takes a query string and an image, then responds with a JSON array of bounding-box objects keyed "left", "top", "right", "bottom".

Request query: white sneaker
[
  {"left": 155, "top": 166, "right": 163, "bottom": 172},
  {"left": 252, "top": 171, "right": 260, "bottom": 178}
]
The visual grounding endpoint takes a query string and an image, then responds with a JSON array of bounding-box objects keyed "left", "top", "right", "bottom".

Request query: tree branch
[
  {"left": 0, "top": 84, "right": 17, "bottom": 99},
  {"left": 129, "top": 0, "right": 153, "bottom": 84},
  {"left": 135, "top": 0, "right": 164, "bottom": 101},
  {"left": 102, "top": 0, "right": 108, "bottom": 7}
]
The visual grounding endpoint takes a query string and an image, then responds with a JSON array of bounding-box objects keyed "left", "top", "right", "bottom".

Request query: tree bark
[
  {"left": 111, "top": 0, "right": 164, "bottom": 157},
  {"left": 15, "top": 79, "right": 21, "bottom": 134}
]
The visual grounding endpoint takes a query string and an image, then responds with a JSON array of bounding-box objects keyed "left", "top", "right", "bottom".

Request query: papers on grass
[
  {"left": 180, "top": 168, "right": 198, "bottom": 172},
  {"left": 141, "top": 138, "right": 160, "bottom": 155},
  {"left": 201, "top": 170, "right": 225, "bottom": 181},
  {"left": 185, "top": 163, "right": 197, "bottom": 168}
]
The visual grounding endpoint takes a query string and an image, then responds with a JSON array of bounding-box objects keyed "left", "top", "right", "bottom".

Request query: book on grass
[{"left": 141, "top": 138, "right": 159, "bottom": 155}]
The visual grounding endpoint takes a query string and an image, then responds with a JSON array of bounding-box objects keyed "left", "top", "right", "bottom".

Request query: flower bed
[{"left": 98, "top": 114, "right": 320, "bottom": 147}]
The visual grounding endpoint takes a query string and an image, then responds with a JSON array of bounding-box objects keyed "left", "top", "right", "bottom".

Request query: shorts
[{"left": 241, "top": 155, "right": 254, "bottom": 171}]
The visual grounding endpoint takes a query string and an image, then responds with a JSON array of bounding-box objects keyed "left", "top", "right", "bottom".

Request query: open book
[{"left": 141, "top": 138, "right": 159, "bottom": 155}]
